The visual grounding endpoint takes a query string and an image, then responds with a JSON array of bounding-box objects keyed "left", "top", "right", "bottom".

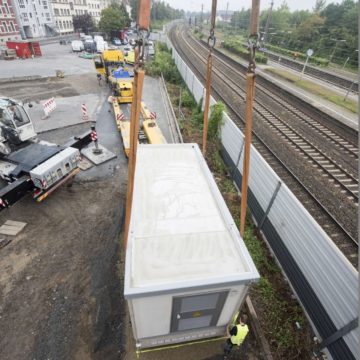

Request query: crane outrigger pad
[{"left": 81, "top": 144, "right": 116, "bottom": 165}]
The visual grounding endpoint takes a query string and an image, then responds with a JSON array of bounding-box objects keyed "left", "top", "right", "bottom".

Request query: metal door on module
[{"left": 171, "top": 291, "right": 229, "bottom": 332}]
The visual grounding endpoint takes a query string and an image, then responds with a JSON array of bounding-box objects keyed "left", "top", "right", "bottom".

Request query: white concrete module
[{"left": 124, "top": 144, "right": 259, "bottom": 349}]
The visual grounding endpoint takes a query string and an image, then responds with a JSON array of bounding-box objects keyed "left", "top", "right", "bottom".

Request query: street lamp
[{"left": 329, "top": 39, "right": 346, "bottom": 62}]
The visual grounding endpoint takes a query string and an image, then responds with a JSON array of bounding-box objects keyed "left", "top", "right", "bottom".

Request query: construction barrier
[{"left": 42, "top": 97, "right": 56, "bottom": 117}]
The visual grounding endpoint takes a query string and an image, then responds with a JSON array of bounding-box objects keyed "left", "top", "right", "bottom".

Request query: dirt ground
[{"left": 0, "top": 171, "right": 126, "bottom": 360}]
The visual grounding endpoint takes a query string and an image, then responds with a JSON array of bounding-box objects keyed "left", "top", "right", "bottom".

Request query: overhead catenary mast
[
  {"left": 263, "top": 0, "right": 274, "bottom": 43},
  {"left": 202, "top": 0, "right": 217, "bottom": 156}
]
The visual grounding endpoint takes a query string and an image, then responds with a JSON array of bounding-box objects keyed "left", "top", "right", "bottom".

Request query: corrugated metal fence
[{"left": 161, "top": 29, "right": 358, "bottom": 360}]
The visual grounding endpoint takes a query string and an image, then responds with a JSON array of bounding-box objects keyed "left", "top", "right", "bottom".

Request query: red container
[{"left": 6, "top": 41, "right": 42, "bottom": 58}]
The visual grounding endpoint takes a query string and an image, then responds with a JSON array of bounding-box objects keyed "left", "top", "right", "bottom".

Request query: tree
[
  {"left": 130, "top": 0, "right": 184, "bottom": 23},
  {"left": 313, "top": 0, "right": 327, "bottom": 13},
  {"left": 72, "top": 13, "right": 96, "bottom": 34},
  {"left": 129, "top": 0, "right": 138, "bottom": 21},
  {"left": 98, "top": 2, "right": 131, "bottom": 36}
]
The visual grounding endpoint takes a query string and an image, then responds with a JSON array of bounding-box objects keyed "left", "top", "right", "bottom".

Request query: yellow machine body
[
  {"left": 93, "top": 49, "right": 125, "bottom": 77},
  {"left": 141, "top": 102, "right": 167, "bottom": 144},
  {"left": 125, "top": 50, "right": 135, "bottom": 65}
]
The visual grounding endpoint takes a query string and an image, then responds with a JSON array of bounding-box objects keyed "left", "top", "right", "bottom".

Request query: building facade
[
  {"left": 0, "top": 0, "right": 21, "bottom": 44},
  {"left": 12, "top": 0, "right": 56, "bottom": 39},
  {"left": 51, "top": 0, "right": 73, "bottom": 34}
]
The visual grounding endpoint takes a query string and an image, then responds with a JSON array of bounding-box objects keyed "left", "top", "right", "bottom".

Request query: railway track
[
  {"left": 169, "top": 25, "right": 358, "bottom": 267},
  {"left": 265, "top": 51, "right": 359, "bottom": 93}
]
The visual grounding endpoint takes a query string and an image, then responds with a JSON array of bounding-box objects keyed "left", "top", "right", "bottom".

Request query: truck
[
  {"left": 93, "top": 49, "right": 125, "bottom": 82},
  {"left": 0, "top": 97, "right": 96, "bottom": 209}
]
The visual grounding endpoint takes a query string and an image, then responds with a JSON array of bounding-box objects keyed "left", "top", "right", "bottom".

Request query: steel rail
[{"left": 169, "top": 26, "right": 358, "bottom": 259}]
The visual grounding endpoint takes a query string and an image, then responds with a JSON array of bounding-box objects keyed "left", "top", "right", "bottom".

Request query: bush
[
  {"left": 181, "top": 88, "right": 196, "bottom": 108},
  {"left": 223, "top": 39, "right": 268, "bottom": 64},
  {"left": 145, "top": 43, "right": 182, "bottom": 84},
  {"left": 265, "top": 44, "right": 329, "bottom": 67},
  {"left": 191, "top": 98, "right": 204, "bottom": 128},
  {"left": 208, "top": 102, "right": 225, "bottom": 139}
]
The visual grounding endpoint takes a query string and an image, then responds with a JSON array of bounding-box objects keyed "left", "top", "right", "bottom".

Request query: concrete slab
[
  {"left": 76, "top": 94, "right": 128, "bottom": 182},
  {"left": 81, "top": 144, "right": 116, "bottom": 165},
  {"left": 28, "top": 93, "right": 104, "bottom": 133},
  {"left": 0, "top": 43, "right": 95, "bottom": 79},
  {"left": 78, "top": 157, "right": 93, "bottom": 171},
  {"left": 0, "top": 220, "right": 27, "bottom": 236}
]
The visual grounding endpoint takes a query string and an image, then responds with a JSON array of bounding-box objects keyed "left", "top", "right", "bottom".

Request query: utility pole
[
  {"left": 263, "top": 0, "right": 274, "bottom": 43},
  {"left": 200, "top": 4, "right": 203, "bottom": 32},
  {"left": 225, "top": 1, "right": 229, "bottom": 21}
]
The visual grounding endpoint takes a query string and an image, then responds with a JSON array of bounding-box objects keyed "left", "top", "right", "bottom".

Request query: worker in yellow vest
[{"left": 223, "top": 314, "right": 249, "bottom": 359}]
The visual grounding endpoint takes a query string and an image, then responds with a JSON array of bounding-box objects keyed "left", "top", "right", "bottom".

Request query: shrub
[
  {"left": 145, "top": 43, "right": 182, "bottom": 84},
  {"left": 181, "top": 88, "right": 196, "bottom": 108},
  {"left": 208, "top": 102, "right": 225, "bottom": 139},
  {"left": 223, "top": 39, "right": 268, "bottom": 64},
  {"left": 265, "top": 44, "right": 329, "bottom": 67}
]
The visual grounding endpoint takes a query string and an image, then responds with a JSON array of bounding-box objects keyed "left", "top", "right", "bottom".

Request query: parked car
[
  {"left": 82, "top": 35, "right": 93, "bottom": 42},
  {"left": 112, "top": 38, "right": 121, "bottom": 46},
  {"left": 94, "top": 35, "right": 104, "bottom": 43},
  {"left": 84, "top": 40, "right": 96, "bottom": 53},
  {"left": 96, "top": 40, "right": 108, "bottom": 53},
  {"left": 121, "top": 39, "right": 128, "bottom": 45},
  {"left": 71, "top": 40, "right": 84, "bottom": 52},
  {"left": 148, "top": 45, "right": 155, "bottom": 56}
]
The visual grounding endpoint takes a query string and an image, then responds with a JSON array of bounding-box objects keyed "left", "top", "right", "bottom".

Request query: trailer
[{"left": 124, "top": 144, "right": 259, "bottom": 350}]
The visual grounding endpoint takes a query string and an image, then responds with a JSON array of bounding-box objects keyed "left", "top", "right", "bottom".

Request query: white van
[
  {"left": 96, "top": 41, "right": 108, "bottom": 53},
  {"left": 71, "top": 40, "right": 84, "bottom": 52},
  {"left": 94, "top": 35, "right": 104, "bottom": 43}
]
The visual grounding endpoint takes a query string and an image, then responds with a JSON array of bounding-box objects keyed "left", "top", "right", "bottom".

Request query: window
[
  {"left": 45, "top": 12, "right": 50, "bottom": 20},
  {"left": 4, "top": 2, "right": 9, "bottom": 14},
  {"left": 19, "top": 0, "right": 25, "bottom": 8},
  {"left": 2, "top": 22, "right": 8, "bottom": 32},
  {"left": 29, "top": 12, "right": 32, "bottom": 18},
  {"left": 54, "top": 8, "right": 59, "bottom": 15},
  {"left": 10, "top": 22, "right": 15, "bottom": 32},
  {"left": 22, "top": 13, "right": 29, "bottom": 21}
]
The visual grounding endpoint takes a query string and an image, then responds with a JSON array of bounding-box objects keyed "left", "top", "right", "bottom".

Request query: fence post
[{"left": 258, "top": 181, "right": 282, "bottom": 230}]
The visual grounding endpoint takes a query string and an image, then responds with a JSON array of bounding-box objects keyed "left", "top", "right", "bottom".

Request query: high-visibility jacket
[{"left": 231, "top": 324, "right": 249, "bottom": 346}]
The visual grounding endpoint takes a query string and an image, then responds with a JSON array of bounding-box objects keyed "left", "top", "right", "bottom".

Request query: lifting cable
[
  {"left": 124, "top": 0, "right": 151, "bottom": 250},
  {"left": 202, "top": 0, "right": 217, "bottom": 156},
  {"left": 240, "top": 0, "right": 260, "bottom": 237}
]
